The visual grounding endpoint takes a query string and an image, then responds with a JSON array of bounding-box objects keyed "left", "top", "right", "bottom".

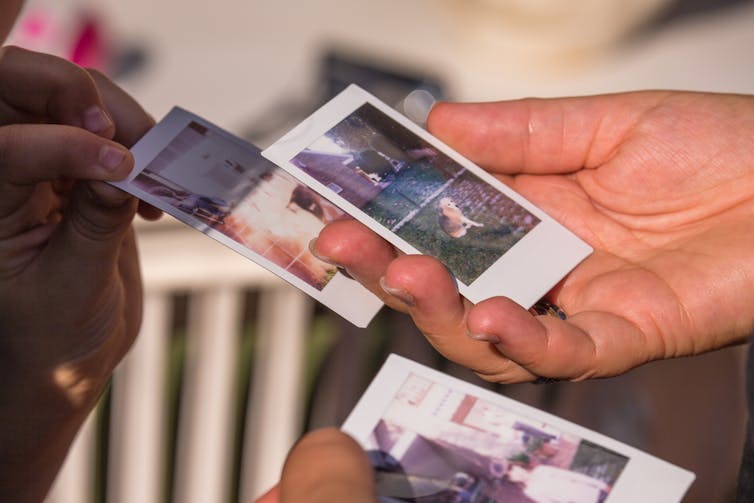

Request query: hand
[
  {"left": 312, "top": 91, "right": 754, "bottom": 383},
  {"left": 0, "top": 46, "right": 154, "bottom": 501},
  {"left": 254, "top": 429, "right": 376, "bottom": 503}
]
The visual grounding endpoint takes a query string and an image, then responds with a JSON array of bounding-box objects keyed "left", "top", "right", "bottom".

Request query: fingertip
[
  {"left": 253, "top": 485, "right": 280, "bottom": 503},
  {"left": 467, "top": 297, "right": 547, "bottom": 351},
  {"left": 87, "top": 69, "right": 155, "bottom": 146},
  {"left": 382, "top": 254, "right": 456, "bottom": 298},
  {"left": 137, "top": 201, "right": 163, "bottom": 221},
  {"left": 381, "top": 255, "right": 468, "bottom": 336},
  {"left": 317, "top": 219, "right": 372, "bottom": 251},
  {"left": 83, "top": 105, "right": 115, "bottom": 137},
  {"left": 281, "top": 429, "right": 375, "bottom": 503},
  {"left": 291, "top": 428, "right": 364, "bottom": 455},
  {"left": 317, "top": 219, "right": 396, "bottom": 271},
  {"left": 467, "top": 296, "right": 526, "bottom": 330},
  {"left": 425, "top": 100, "right": 449, "bottom": 133},
  {"left": 97, "top": 143, "right": 133, "bottom": 179}
]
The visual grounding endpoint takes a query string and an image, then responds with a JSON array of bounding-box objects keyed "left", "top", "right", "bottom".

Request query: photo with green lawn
[{"left": 291, "top": 103, "right": 540, "bottom": 285}]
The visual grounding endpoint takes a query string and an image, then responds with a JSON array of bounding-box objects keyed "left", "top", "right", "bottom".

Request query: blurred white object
[{"left": 445, "top": 0, "right": 675, "bottom": 58}]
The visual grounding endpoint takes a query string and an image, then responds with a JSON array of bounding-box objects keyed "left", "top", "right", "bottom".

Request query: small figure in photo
[
  {"left": 437, "top": 196, "right": 484, "bottom": 238},
  {"left": 149, "top": 186, "right": 232, "bottom": 225}
]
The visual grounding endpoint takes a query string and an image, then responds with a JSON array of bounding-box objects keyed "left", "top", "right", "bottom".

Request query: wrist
[{"left": 0, "top": 344, "right": 114, "bottom": 502}]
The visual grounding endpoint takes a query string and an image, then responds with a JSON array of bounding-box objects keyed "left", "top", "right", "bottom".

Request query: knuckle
[
  {"left": 0, "top": 124, "right": 24, "bottom": 166},
  {"left": 0, "top": 44, "right": 27, "bottom": 63},
  {"left": 85, "top": 67, "right": 107, "bottom": 82},
  {"left": 68, "top": 200, "right": 125, "bottom": 243},
  {"left": 0, "top": 45, "right": 26, "bottom": 77},
  {"left": 52, "top": 63, "right": 97, "bottom": 98}
]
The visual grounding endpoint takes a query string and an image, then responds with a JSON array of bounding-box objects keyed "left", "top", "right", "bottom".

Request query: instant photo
[
  {"left": 113, "top": 107, "right": 383, "bottom": 327},
  {"left": 343, "top": 355, "right": 695, "bottom": 503},
  {"left": 263, "top": 85, "right": 593, "bottom": 306}
]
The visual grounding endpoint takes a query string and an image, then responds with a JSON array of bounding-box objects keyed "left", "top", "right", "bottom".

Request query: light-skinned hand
[
  {"left": 312, "top": 91, "right": 754, "bottom": 383},
  {"left": 254, "top": 429, "right": 376, "bottom": 503}
]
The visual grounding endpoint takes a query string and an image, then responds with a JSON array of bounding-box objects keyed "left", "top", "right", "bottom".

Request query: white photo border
[
  {"left": 263, "top": 85, "right": 593, "bottom": 307},
  {"left": 343, "top": 354, "right": 695, "bottom": 503},
  {"left": 113, "top": 107, "right": 383, "bottom": 328}
]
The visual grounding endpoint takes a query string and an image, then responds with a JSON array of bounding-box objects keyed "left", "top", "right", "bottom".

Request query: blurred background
[{"left": 9, "top": 0, "right": 753, "bottom": 502}]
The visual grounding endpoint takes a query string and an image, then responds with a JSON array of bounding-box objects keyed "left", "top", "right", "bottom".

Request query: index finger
[
  {"left": 425, "top": 92, "right": 670, "bottom": 175},
  {"left": 0, "top": 123, "right": 132, "bottom": 185},
  {"left": 87, "top": 69, "right": 155, "bottom": 147},
  {"left": 0, "top": 46, "right": 114, "bottom": 136}
]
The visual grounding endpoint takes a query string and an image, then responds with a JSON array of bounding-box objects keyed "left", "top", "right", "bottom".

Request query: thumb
[
  {"left": 47, "top": 181, "right": 137, "bottom": 276},
  {"left": 279, "top": 429, "right": 376, "bottom": 503}
]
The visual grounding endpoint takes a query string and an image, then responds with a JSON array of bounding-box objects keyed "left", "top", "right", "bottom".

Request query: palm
[
  {"left": 317, "top": 92, "right": 753, "bottom": 381},
  {"left": 0, "top": 179, "right": 141, "bottom": 371},
  {"left": 501, "top": 93, "right": 754, "bottom": 372}
]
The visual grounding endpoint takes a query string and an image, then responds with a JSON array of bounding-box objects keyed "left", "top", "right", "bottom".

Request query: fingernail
[
  {"left": 308, "top": 238, "right": 339, "bottom": 265},
  {"left": 467, "top": 331, "right": 501, "bottom": 344},
  {"left": 99, "top": 144, "right": 128, "bottom": 172},
  {"left": 83, "top": 106, "right": 114, "bottom": 134},
  {"left": 379, "top": 276, "right": 415, "bottom": 307}
]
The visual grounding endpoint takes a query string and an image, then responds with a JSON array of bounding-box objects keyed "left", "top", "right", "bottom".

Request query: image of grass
[{"left": 365, "top": 168, "right": 539, "bottom": 285}]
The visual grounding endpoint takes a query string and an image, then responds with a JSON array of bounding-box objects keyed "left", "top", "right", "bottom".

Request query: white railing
[{"left": 46, "top": 217, "right": 312, "bottom": 503}]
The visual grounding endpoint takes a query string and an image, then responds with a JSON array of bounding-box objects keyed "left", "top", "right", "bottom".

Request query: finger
[
  {"left": 0, "top": 219, "right": 60, "bottom": 276},
  {"left": 279, "top": 429, "right": 376, "bottom": 503},
  {"left": 137, "top": 201, "right": 163, "bottom": 221},
  {"left": 0, "top": 46, "right": 114, "bottom": 136},
  {"left": 467, "top": 296, "right": 651, "bottom": 381},
  {"left": 44, "top": 180, "right": 138, "bottom": 282},
  {"left": 425, "top": 92, "right": 671, "bottom": 175},
  {"left": 379, "top": 255, "right": 534, "bottom": 380},
  {"left": 87, "top": 69, "right": 155, "bottom": 147},
  {"left": 253, "top": 485, "right": 279, "bottom": 503},
  {"left": 312, "top": 219, "right": 401, "bottom": 308},
  {"left": 88, "top": 71, "right": 161, "bottom": 219},
  {"left": 315, "top": 222, "right": 540, "bottom": 381},
  {"left": 0, "top": 124, "right": 133, "bottom": 218},
  {"left": 0, "top": 124, "right": 133, "bottom": 185}
]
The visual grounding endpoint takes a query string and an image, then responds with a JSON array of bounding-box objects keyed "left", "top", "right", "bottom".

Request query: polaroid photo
[
  {"left": 112, "top": 107, "right": 383, "bottom": 327},
  {"left": 263, "top": 85, "right": 593, "bottom": 307},
  {"left": 343, "top": 355, "right": 694, "bottom": 503}
]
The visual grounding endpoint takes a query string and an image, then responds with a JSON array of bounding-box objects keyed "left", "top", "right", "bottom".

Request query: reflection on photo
[{"left": 134, "top": 122, "right": 345, "bottom": 290}]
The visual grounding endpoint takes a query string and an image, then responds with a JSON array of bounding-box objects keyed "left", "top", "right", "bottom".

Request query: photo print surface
[
  {"left": 366, "top": 373, "right": 628, "bottom": 503},
  {"left": 264, "top": 85, "right": 593, "bottom": 307},
  {"left": 290, "top": 103, "right": 540, "bottom": 285},
  {"left": 343, "top": 355, "right": 695, "bottom": 503},
  {"left": 133, "top": 121, "right": 343, "bottom": 290},
  {"left": 114, "top": 107, "right": 383, "bottom": 327}
]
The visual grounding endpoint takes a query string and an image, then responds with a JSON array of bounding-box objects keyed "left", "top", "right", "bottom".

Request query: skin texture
[
  {"left": 254, "top": 429, "right": 377, "bottom": 503},
  {"left": 261, "top": 91, "right": 754, "bottom": 503},
  {"left": 0, "top": 11, "right": 155, "bottom": 498},
  {"left": 0, "top": 6, "right": 373, "bottom": 503},
  {"left": 312, "top": 92, "right": 754, "bottom": 384},
  {"left": 2, "top": 4, "right": 751, "bottom": 501}
]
